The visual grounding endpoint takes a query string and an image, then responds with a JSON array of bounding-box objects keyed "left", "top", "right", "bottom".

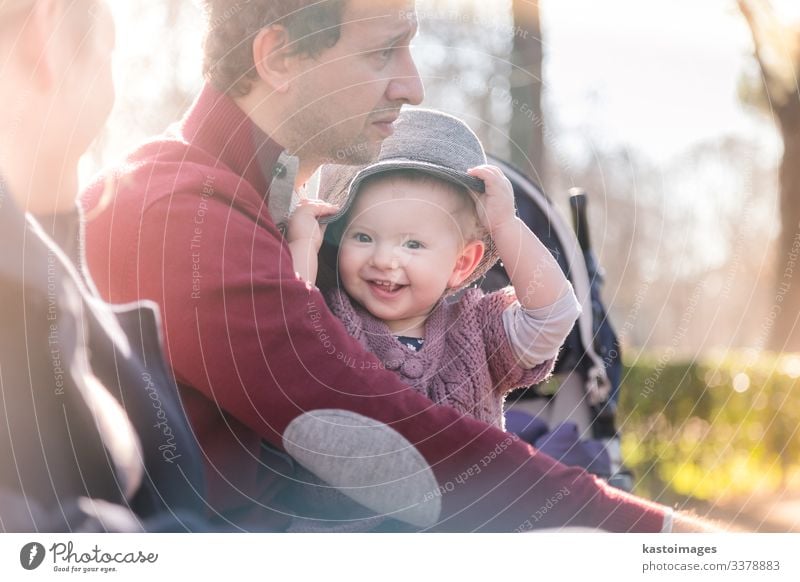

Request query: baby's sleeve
[
  {"left": 502, "top": 283, "right": 582, "bottom": 368},
  {"left": 473, "top": 286, "right": 578, "bottom": 395}
]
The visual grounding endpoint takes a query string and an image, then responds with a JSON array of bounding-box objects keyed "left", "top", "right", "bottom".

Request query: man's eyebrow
[
  {"left": 382, "top": 19, "right": 419, "bottom": 47},
  {"left": 364, "top": 31, "right": 410, "bottom": 53}
]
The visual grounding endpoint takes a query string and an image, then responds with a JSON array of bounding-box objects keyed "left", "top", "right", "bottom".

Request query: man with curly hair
[
  {"left": 202, "top": 0, "right": 420, "bottom": 178},
  {"left": 82, "top": 0, "right": 714, "bottom": 532}
]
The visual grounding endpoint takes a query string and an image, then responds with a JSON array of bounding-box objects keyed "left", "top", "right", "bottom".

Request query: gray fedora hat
[
  {"left": 318, "top": 108, "right": 499, "bottom": 291},
  {"left": 321, "top": 108, "right": 486, "bottom": 221}
]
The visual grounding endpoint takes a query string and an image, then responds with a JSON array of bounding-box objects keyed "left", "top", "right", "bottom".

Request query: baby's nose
[{"left": 372, "top": 245, "right": 401, "bottom": 270}]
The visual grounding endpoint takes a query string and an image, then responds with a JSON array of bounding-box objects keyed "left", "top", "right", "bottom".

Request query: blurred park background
[{"left": 90, "top": 0, "right": 800, "bottom": 530}]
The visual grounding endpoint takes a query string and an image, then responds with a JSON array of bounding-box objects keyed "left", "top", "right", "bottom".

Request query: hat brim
[{"left": 319, "top": 160, "right": 485, "bottom": 225}]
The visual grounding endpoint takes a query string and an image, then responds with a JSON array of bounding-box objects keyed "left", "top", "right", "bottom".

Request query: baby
[{"left": 287, "top": 109, "right": 581, "bottom": 430}]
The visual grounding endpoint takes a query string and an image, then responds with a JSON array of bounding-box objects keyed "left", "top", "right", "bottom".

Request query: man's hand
[{"left": 671, "top": 510, "right": 726, "bottom": 533}]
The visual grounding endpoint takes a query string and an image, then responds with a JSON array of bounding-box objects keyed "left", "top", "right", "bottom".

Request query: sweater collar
[
  {"left": 180, "top": 84, "right": 297, "bottom": 214},
  {"left": 329, "top": 288, "right": 448, "bottom": 374}
]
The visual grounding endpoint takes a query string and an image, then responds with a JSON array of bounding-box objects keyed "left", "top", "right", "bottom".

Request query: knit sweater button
[
  {"left": 402, "top": 359, "right": 424, "bottom": 379},
  {"left": 384, "top": 348, "right": 405, "bottom": 370}
]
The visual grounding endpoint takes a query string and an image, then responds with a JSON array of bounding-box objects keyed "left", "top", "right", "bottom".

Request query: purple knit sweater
[
  {"left": 326, "top": 286, "right": 556, "bottom": 429},
  {"left": 286, "top": 286, "right": 558, "bottom": 532}
]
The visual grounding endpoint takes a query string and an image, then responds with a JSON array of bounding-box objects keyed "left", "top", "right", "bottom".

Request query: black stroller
[{"left": 483, "top": 156, "right": 633, "bottom": 491}]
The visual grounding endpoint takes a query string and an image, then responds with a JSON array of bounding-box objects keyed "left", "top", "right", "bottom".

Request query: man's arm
[{"left": 129, "top": 190, "right": 672, "bottom": 532}]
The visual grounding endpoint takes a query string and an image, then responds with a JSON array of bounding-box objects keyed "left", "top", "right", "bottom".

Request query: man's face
[{"left": 286, "top": 0, "right": 424, "bottom": 166}]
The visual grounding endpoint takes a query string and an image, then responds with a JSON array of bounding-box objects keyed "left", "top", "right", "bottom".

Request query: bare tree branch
[
  {"left": 737, "top": 0, "right": 798, "bottom": 113},
  {"left": 738, "top": 0, "right": 777, "bottom": 96}
]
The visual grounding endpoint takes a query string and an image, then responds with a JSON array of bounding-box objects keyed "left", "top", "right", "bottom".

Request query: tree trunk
[
  {"left": 769, "top": 106, "right": 800, "bottom": 351},
  {"left": 738, "top": 0, "right": 800, "bottom": 351},
  {"left": 510, "top": 0, "right": 544, "bottom": 185}
]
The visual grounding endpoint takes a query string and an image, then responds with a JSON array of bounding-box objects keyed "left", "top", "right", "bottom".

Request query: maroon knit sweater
[{"left": 81, "top": 83, "right": 667, "bottom": 532}]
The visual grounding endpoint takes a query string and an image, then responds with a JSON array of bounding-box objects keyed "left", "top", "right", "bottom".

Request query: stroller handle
[{"left": 569, "top": 188, "right": 592, "bottom": 253}]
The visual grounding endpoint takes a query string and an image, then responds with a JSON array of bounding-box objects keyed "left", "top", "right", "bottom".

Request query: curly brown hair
[{"left": 201, "top": 0, "right": 347, "bottom": 97}]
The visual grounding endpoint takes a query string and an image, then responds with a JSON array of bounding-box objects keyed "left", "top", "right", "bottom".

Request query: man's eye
[
  {"left": 404, "top": 240, "right": 423, "bottom": 250},
  {"left": 375, "top": 47, "right": 394, "bottom": 62},
  {"left": 354, "top": 233, "right": 372, "bottom": 243}
]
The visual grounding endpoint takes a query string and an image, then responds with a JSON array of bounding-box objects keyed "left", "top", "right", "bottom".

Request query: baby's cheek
[{"left": 337, "top": 247, "right": 358, "bottom": 272}]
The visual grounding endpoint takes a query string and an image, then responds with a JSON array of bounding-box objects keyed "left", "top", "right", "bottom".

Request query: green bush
[{"left": 618, "top": 351, "right": 800, "bottom": 502}]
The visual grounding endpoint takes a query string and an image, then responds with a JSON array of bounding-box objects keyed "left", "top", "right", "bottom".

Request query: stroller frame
[{"left": 483, "top": 156, "right": 631, "bottom": 490}]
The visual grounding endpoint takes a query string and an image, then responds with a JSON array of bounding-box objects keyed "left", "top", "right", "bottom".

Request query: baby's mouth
[{"left": 368, "top": 279, "right": 406, "bottom": 294}]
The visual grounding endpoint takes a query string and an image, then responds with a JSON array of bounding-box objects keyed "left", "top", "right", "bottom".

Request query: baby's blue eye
[
  {"left": 353, "top": 232, "right": 372, "bottom": 243},
  {"left": 404, "top": 240, "right": 424, "bottom": 250}
]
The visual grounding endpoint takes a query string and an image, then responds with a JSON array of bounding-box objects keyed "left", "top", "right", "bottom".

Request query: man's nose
[{"left": 386, "top": 49, "right": 424, "bottom": 105}]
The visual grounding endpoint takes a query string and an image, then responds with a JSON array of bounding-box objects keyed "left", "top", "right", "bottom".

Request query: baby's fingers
[
  {"left": 296, "top": 199, "right": 340, "bottom": 218},
  {"left": 467, "top": 164, "right": 503, "bottom": 179},
  {"left": 468, "top": 165, "right": 511, "bottom": 192}
]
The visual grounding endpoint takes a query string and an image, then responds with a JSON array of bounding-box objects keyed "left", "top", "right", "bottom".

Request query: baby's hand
[
  {"left": 286, "top": 199, "right": 340, "bottom": 251},
  {"left": 467, "top": 165, "right": 516, "bottom": 233}
]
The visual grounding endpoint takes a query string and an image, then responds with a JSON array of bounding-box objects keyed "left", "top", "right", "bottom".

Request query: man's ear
[
  {"left": 448, "top": 240, "right": 485, "bottom": 289},
  {"left": 252, "top": 25, "right": 295, "bottom": 93}
]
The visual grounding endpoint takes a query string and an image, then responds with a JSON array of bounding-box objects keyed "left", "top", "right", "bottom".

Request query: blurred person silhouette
[{"left": 0, "top": 0, "right": 207, "bottom": 532}]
